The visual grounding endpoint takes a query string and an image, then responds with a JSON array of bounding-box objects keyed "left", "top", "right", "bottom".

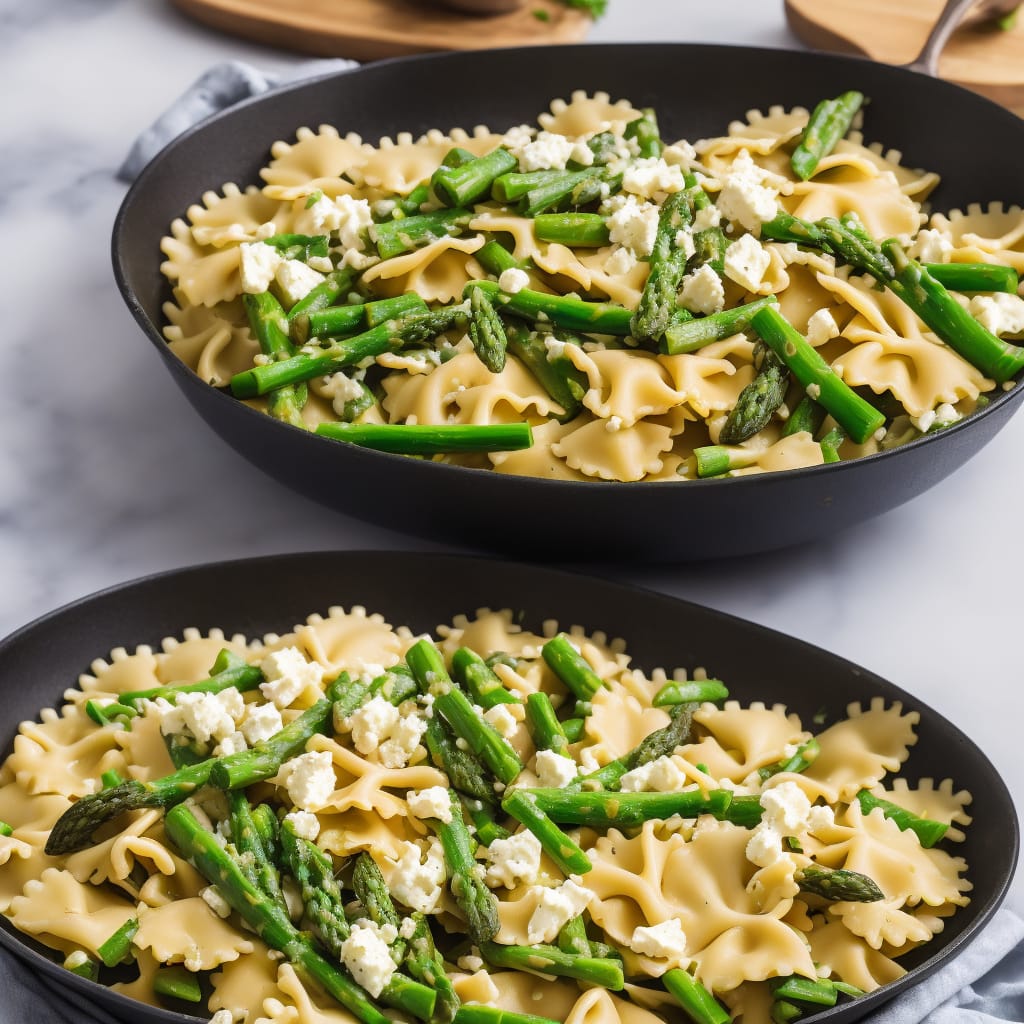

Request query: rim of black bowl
[
  {"left": 0, "top": 550, "right": 1018, "bottom": 1022},
  {"left": 111, "top": 42, "right": 1024, "bottom": 497}
]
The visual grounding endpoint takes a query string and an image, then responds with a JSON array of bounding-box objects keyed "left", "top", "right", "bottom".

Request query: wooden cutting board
[
  {"left": 785, "top": 0, "right": 1024, "bottom": 115},
  {"left": 170, "top": 0, "right": 591, "bottom": 61}
]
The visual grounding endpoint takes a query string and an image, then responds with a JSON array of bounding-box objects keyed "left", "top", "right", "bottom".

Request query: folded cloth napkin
[
  {"left": 116, "top": 57, "right": 356, "bottom": 181},
  {"left": 1, "top": 908, "right": 1022, "bottom": 1021}
]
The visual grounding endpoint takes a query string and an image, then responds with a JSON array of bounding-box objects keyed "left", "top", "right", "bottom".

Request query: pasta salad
[
  {"left": 0, "top": 605, "right": 971, "bottom": 1023},
  {"left": 159, "top": 90, "right": 1024, "bottom": 481}
]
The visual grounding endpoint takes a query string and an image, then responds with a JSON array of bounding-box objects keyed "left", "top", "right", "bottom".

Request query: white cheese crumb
[
  {"left": 321, "top": 372, "right": 366, "bottom": 417},
  {"left": 570, "top": 140, "right": 595, "bottom": 167},
  {"left": 606, "top": 195, "right": 660, "bottom": 258},
  {"left": 674, "top": 229, "right": 696, "bottom": 260},
  {"left": 622, "top": 157, "right": 686, "bottom": 200},
  {"left": 526, "top": 879, "right": 592, "bottom": 944},
  {"left": 544, "top": 336, "right": 568, "bottom": 362},
  {"left": 604, "top": 415, "right": 624, "bottom": 433},
  {"left": 483, "top": 704, "right": 518, "bottom": 739},
  {"left": 535, "top": 749, "right": 579, "bottom": 788},
  {"left": 693, "top": 205, "right": 722, "bottom": 232},
  {"left": 284, "top": 810, "right": 321, "bottom": 841},
  {"left": 909, "top": 228, "right": 954, "bottom": 265},
  {"left": 969, "top": 292, "right": 1024, "bottom": 337},
  {"left": 604, "top": 245, "right": 638, "bottom": 276},
  {"left": 298, "top": 193, "right": 374, "bottom": 254},
  {"left": 806, "top": 308, "right": 840, "bottom": 347},
  {"left": 280, "top": 750, "right": 335, "bottom": 811},
  {"left": 760, "top": 781, "right": 812, "bottom": 834},
  {"left": 379, "top": 712, "right": 429, "bottom": 769},
  {"left": 723, "top": 233, "right": 771, "bottom": 293},
  {"left": 241, "top": 701, "right": 283, "bottom": 744},
  {"left": 806, "top": 805, "right": 835, "bottom": 834},
  {"left": 679, "top": 264, "right": 725, "bottom": 315},
  {"left": 259, "top": 647, "right": 323, "bottom": 709},
  {"left": 340, "top": 921, "right": 398, "bottom": 998},
  {"left": 498, "top": 267, "right": 531, "bottom": 294},
  {"left": 407, "top": 786, "right": 454, "bottom": 823},
  {"left": 239, "top": 241, "right": 285, "bottom": 294},
  {"left": 388, "top": 839, "right": 447, "bottom": 913},
  {"left": 662, "top": 141, "right": 697, "bottom": 166},
  {"left": 275, "top": 259, "right": 324, "bottom": 303},
  {"left": 485, "top": 830, "right": 543, "bottom": 889},
  {"left": 513, "top": 131, "right": 576, "bottom": 172},
  {"left": 806, "top": 382, "right": 822, "bottom": 400},
  {"left": 213, "top": 730, "right": 248, "bottom": 757},
  {"left": 716, "top": 149, "right": 779, "bottom": 233},
  {"left": 399, "top": 916, "right": 417, "bottom": 940},
  {"left": 629, "top": 919, "right": 688, "bottom": 961},
  {"left": 745, "top": 823, "right": 784, "bottom": 868},
  {"left": 201, "top": 885, "right": 232, "bottom": 919},
  {"left": 157, "top": 689, "right": 244, "bottom": 746},
  {"left": 619, "top": 755, "right": 685, "bottom": 793},
  {"left": 348, "top": 695, "right": 401, "bottom": 755},
  {"left": 458, "top": 953, "right": 485, "bottom": 972},
  {"left": 210, "top": 1011, "right": 234, "bottom": 1024}
]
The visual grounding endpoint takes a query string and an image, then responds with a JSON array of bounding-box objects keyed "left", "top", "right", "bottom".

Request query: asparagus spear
[
  {"left": 370, "top": 663, "right": 420, "bottom": 705},
  {"left": 373, "top": 209, "right": 475, "bottom": 261},
  {"left": 389, "top": 183, "right": 432, "bottom": 218},
  {"left": 692, "top": 445, "right": 758, "bottom": 478},
  {"left": 503, "top": 321, "right": 588, "bottom": 423},
  {"left": 425, "top": 792, "right": 500, "bottom": 945},
  {"left": 231, "top": 307, "right": 469, "bottom": 397},
  {"left": 424, "top": 715, "right": 498, "bottom": 809},
  {"left": 523, "top": 787, "right": 732, "bottom": 828},
  {"left": 97, "top": 917, "right": 139, "bottom": 967},
  {"left": 501, "top": 789, "right": 592, "bottom": 875},
  {"left": 479, "top": 940, "right": 623, "bottom": 989},
  {"left": 652, "top": 679, "right": 729, "bottom": 706},
  {"left": 855, "top": 789, "right": 949, "bottom": 847},
  {"left": 633, "top": 190, "right": 695, "bottom": 343},
  {"left": 468, "top": 280, "right": 633, "bottom": 335},
  {"left": 522, "top": 169, "right": 604, "bottom": 218},
  {"left": 780, "top": 395, "right": 827, "bottom": 438},
  {"left": 718, "top": 344, "right": 788, "bottom": 444},
  {"left": 561, "top": 718, "right": 585, "bottom": 743},
  {"left": 475, "top": 239, "right": 529, "bottom": 277},
  {"left": 315, "top": 422, "right": 533, "bottom": 456},
  {"left": 524, "top": 692, "right": 570, "bottom": 756},
  {"left": 492, "top": 169, "right": 571, "bottom": 204},
  {"left": 469, "top": 285, "right": 508, "bottom": 373},
  {"left": 663, "top": 968, "right": 730, "bottom": 1024},
  {"left": 795, "top": 865, "right": 884, "bottom": 902},
  {"left": 287, "top": 267, "right": 359, "bottom": 323},
  {"left": 404, "top": 912, "right": 461, "bottom": 1023},
  {"left": 661, "top": 296, "right": 779, "bottom": 355},
  {"left": 243, "top": 291, "right": 308, "bottom": 428},
  {"left": 451, "top": 648, "right": 520, "bottom": 708},
  {"left": 758, "top": 738, "right": 820, "bottom": 781},
  {"left": 926, "top": 262, "right": 1019, "bottom": 295},
  {"left": 790, "top": 91, "right": 865, "bottom": 181},
  {"left": 432, "top": 147, "right": 518, "bottom": 208},
  {"left": 353, "top": 852, "right": 406, "bottom": 963},
  {"left": 462, "top": 796, "right": 511, "bottom": 847},
  {"left": 295, "top": 302, "right": 367, "bottom": 344},
  {"left": 715, "top": 794, "right": 764, "bottom": 828},
  {"left": 118, "top": 649, "right": 261, "bottom": 707},
  {"left": 263, "top": 232, "right": 330, "bottom": 262},
  {"left": 153, "top": 964, "right": 204, "bottom": 1003},
  {"left": 624, "top": 109, "right": 663, "bottom": 158},
  {"left": 533, "top": 213, "right": 611, "bottom": 247},
  {"left": 686, "top": 174, "right": 728, "bottom": 276},
  {"left": 366, "top": 293, "right": 432, "bottom": 329},
  {"left": 228, "top": 789, "right": 285, "bottom": 908},
  {"left": 251, "top": 802, "right": 281, "bottom": 865},
  {"left": 771, "top": 975, "right": 838, "bottom": 1007},
  {"left": 818, "top": 425, "right": 846, "bottom": 464},
  {"left": 556, "top": 915, "right": 591, "bottom": 957},
  {"left": 750, "top": 307, "right": 885, "bottom": 444},
  {"left": 541, "top": 634, "right": 605, "bottom": 702},
  {"left": 85, "top": 699, "right": 138, "bottom": 726}
]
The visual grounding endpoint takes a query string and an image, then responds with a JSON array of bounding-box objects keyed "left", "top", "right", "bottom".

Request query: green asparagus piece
[
  {"left": 366, "top": 293, "right": 431, "bottom": 328},
  {"left": 231, "top": 307, "right": 469, "bottom": 397},
  {"left": 119, "top": 650, "right": 261, "bottom": 707},
  {"left": 424, "top": 716, "right": 498, "bottom": 809},
  {"left": 662, "top": 296, "right": 779, "bottom": 355},
  {"left": 404, "top": 913, "right": 461, "bottom": 1023},
  {"left": 455, "top": 1008, "right": 560, "bottom": 1024},
  {"left": 463, "top": 795, "right": 511, "bottom": 846},
  {"left": 524, "top": 692, "right": 570, "bottom": 756},
  {"left": 85, "top": 699, "right": 138, "bottom": 727},
  {"left": 370, "top": 664, "right": 420, "bottom": 705},
  {"left": 97, "top": 916, "right": 139, "bottom": 967},
  {"left": 153, "top": 964, "right": 204, "bottom": 1003},
  {"left": 750, "top": 306, "right": 885, "bottom": 444},
  {"left": 522, "top": 169, "right": 602, "bottom": 217},
  {"left": 758, "top": 738, "right": 820, "bottom": 780},
  {"left": 524, "top": 787, "right": 732, "bottom": 828},
  {"left": 280, "top": 818, "right": 350, "bottom": 951},
  {"left": 501, "top": 789, "right": 592, "bottom": 876},
  {"left": 652, "top": 679, "right": 729, "bottom": 706},
  {"left": 315, "top": 422, "right": 533, "bottom": 456},
  {"left": 166, "top": 805, "right": 393, "bottom": 1024},
  {"left": 389, "top": 183, "right": 432, "bottom": 218},
  {"left": 795, "top": 865, "right": 884, "bottom": 902},
  {"left": 492, "top": 169, "right": 570, "bottom": 204},
  {"left": 781, "top": 395, "right": 828, "bottom": 438},
  {"left": 883, "top": 240, "right": 1024, "bottom": 382},
  {"left": 62, "top": 950, "right": 99, "bottom": 981},
  {"left": 100, "top": 769, "right": 124, "bottom": 790},
  {"left": 251, "top": 803, "right": 280, "bottom": 865},
  {"left": 663, "top": 968, "right": 731, "bottom": 1024},
  {"left": 479, "top": 940, "right": 623, "bottom": 990},
  {"left": 579, "top": 130, "right": 618, "bottom": 166},
  {"left": 542, "top": 634, "right": 605, "bottom": 702},
  {"left": 426, "top": 792, "right": 500, "bottom": 945},
  {"left": 855, "top": 789, "right": 949, "bottom": 847},
  {"left": 243, "top": 290, "right": 308, "bottom": 427},
  {"left": 468, "top": 279, "right": 633, "bottom": 334},
  {"left": 469, "top": 284, "right": 508, "bottom": 373},
  {"left": 818, "top": 425, "right": 845, "bottom": 464},
  {"left": 374, "top": 209, "right": 475, "bottom": 260},
  {"left": 451, "top": 647, "right": 520, "bottom": 708},
  {"left": 718, "top": 345, "right": 789, "bottom": 444},
  {"left": 633, "top": 190, "right": 695, "bottom": 343},
  {"left": 561, "top": 717, "right": 585, "bottom": 743},
  {"left": 692, "top": 444, "right": 755, "bottom": 478},
  {"left": 408, "top": 639, "right": 523, "bottom": 785},
  {"left": 833, "top": 981, "right": 865, "bottom": 998},
  {"left": 298, "top": 303, "right": 367, "bottom": 343},
  {"left": 476, "top": 239, "right": 528, "bottom": 276},
  {"left": 686, "top": 175, "right": 727, "bottom": 275},
  {"left": 0, "top": 820, "right": 12, "bottom": 837},
  {"left": 715, "top": 794, "right": 764, "bottom": 828},
  {"left": 926, "top": 262, "right": 1019, "bottom": 295},
  {"left": 433, "top": 146, "right": 518, "bottom": 208},
  {"left": 771, "top": 975, "right": 838, "bottom": 1006},
  {"left": 263, "top": 232, "right": 329, "bottom": 262},
  {"left": 504, "top": 321, "right": 587, "bottom": 423},
  {"left": 439, "top": 147, "right": 478, "bottom": 170},
  {"left": 228, "top": 789, "right": 285, "bottom": 908},
  {"left": 770, "top": 1000, "right": 803, "bottom": 1024},
  {"left": 624, "top": 109, "right": 663, "bottom": 158},
  {"left": 556, "top": 915, "right": 591, "bottom": 957},
  {"left": 791, "top": 91, "right": 865, "bottom": 181},
  {"left": 533, "top": 213, "right": 611, "bottom": 247},
  {"left": 353, "top": 853, "right": 405, "bottom": 962},
  {"left": 287, "top": 267, "right": 359, "bottom": 324}
]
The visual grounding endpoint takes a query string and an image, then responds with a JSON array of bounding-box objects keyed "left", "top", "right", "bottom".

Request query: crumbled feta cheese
[
  {"left": 806, "top": 308, "right": 840, "bottom": 347},
  {"left": 498, "top": 267, "right": 531, "bottom": 294},
  {"left": 513, "top": 131, "right": 576, "bottom": 172},
  {"left": 502, "top": 124, "right": 535, "bottom": 152},
  {"left": 284, "top": 810, "right": 321, "bottom": 841},
  {"left": 605, "top": 415, "right": 623, "bottom": 432},
  {"left": 485, "top": 830, "right": 543, "bottom": 889},
  {"left": 934, "top": 402, "right": 961, "bottom": 427},
  {"left": 622, "top": 157, "right": 686, "bottom": 200},
  {"left": 281, "top": 750, "right": 335, "bottom": 811},
  {"left": 259, "top": 647, "right": 323, "bottom": 709},
  {"left": 399, "top": 917, "right": 417, "bottom": 940},
  {"left": 535, "top": 749, "right": 578, "bottom": 788},
  {"left": 483, "top": 704, "right": 518, "bottom": 739},
  {"left": 321, "top": 372, "right": 367, "bottom": 417},
  {"left": 298, "top": 194, "right": 374, "bottom": 253},
  {"left": 201, "top": 885, "right": 232, "bottom": 919},
  {"left": 969, "top": 292, "right": 1024, "bottom": 337},
  {"left": 723, "top": 234, "right": 771, "bottom": 293},
  {"left": 340, "top": 921, "right": 398, "bottom": 997},
  {"left": 604, "top": 245, "right": 638, "bottom": 276},
  {"left": 692, "top": 205, "right": 722, "bottom": 232},
  {"left": 909, "top": 228, "right": 954, "bottom": 265},
  {"left": 674, "top": 229, "right": 696, "bottom": 260},
  {"left": 760, "top": 781, "right": 812, "bottom": 834},
  {"left": 407, "top": 786, "right": 453, "bottom": 823},
  {"left": 570, "top": 140, "right": 595, "bottom": 166},
  {"left": 716, "top": 150, "right": 779, "bottom": 233},
  {"left": 745, "top": 824, "right": 784, "bottom": 868},
  {"left": 526, "top": 879, "right": 592, "bottom": 943},
  {"left": 210, "top": 1011, "right": 234, "bottom": 1024},
  {"left": 679, "top": 264, "right": 725, "bottom": 315},
  {"left": 213, "top": 731, "right": 248, "bottom": 757},
  {"left": 239, "top": 241, "right": 285, "bottom": 293},
  {"left": 806, "top": 382, "right": 822, "bottom": 400},
  {"left": 241, "top": 701, "right": 283, "bottom": 744},
  {"left": 544, "top": 336, "right": 568, "bottom": 362},
  {"left": 348, "top": 695, "right": 401, "bottom": 755},
  {"left": 458, "top": 953, "right": 485, "bottom": 972},
  {"left": 806, "top": 805, "right": 835, "bottom": 834},
  {"left": 606, "top": 195, "right": 660, "bottom": 257},
  {"left": 662, "top": 141, "right": 697, "bottom": 166},
  {"left": 378, "top": 712, "right": 429, "bottom": 769},
  {"left": 619, "top": 755, "right": 685, "bottom": 793},
  {"left": 629, "top": 919, "right": 688, "bottom": 961},
  {"left": 388, "top": 839, "right": 447, "bottom": 913},
  {"left": 275, "top": 259, "right": 325, "bottom": 303},
  {"left": 157, "top": 689, "right": 244, "bottom": 746}
]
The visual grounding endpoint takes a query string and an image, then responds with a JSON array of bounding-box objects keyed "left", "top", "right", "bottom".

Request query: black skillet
[
  {"left": 0, "top": 551, "right": 1016, "bottom": 1023},
  {"left": 113, "top": 45, "right": 1024, "bottom": 560}
]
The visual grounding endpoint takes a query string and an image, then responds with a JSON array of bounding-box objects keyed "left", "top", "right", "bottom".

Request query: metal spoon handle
[{"left": 906, "top": 0, "right": 978, "bottom": 74}]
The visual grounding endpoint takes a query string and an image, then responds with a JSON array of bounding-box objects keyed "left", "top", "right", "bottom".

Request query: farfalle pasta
[
  {"left": 1, "top": 604, "right": 971, "bottom": 1024},
  {"left": 157, "top": 90, "right": 1024, "bottom": 482}
]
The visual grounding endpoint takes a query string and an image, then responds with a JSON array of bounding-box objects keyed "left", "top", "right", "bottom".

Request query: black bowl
[
  {"left": 0, "top": 551, "right": 1016, "bottom": 1023},
  {"left": 113, "top": 44, "right": 1024, "bottom": 561}
]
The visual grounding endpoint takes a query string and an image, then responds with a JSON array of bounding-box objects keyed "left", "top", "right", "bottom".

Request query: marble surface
[{"left": 2, "top": 0, "right": 1021, "bottom": 918}]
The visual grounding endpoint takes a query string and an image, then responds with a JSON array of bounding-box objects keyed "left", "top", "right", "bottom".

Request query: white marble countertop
[{"left": 3, "top": 0, "right": 1021, "bottom": 919}]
